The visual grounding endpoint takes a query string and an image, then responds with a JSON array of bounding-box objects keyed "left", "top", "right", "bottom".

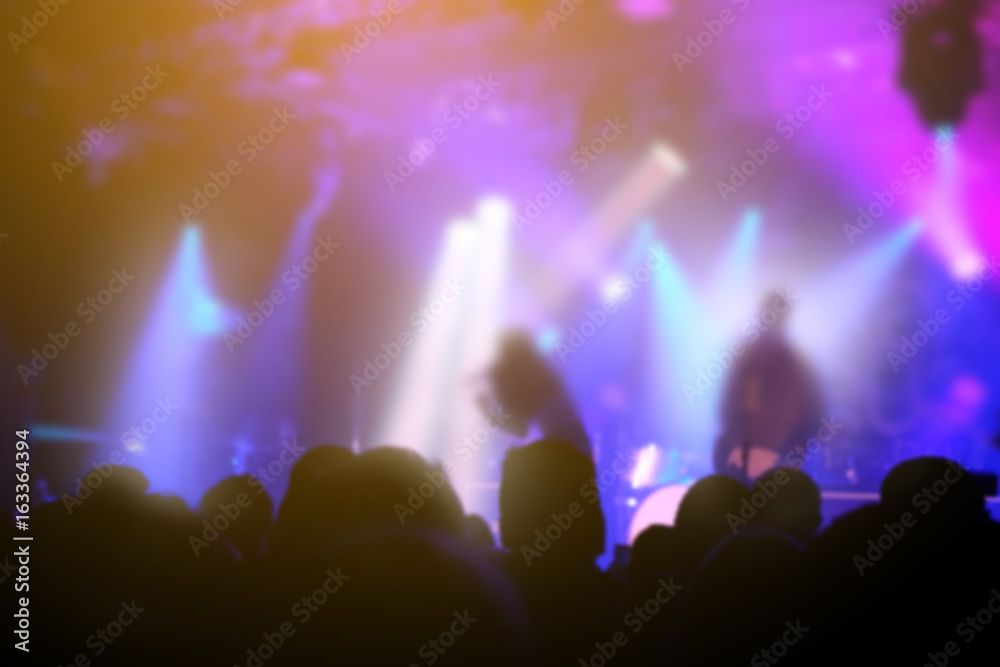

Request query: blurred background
[{"left": 2, "top": 0, "right": 1000, "bottom": 552}]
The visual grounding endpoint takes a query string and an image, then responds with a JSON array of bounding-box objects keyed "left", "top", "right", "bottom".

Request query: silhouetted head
[
  {"left": 499, "top": 439, "right": 605, "bottom": 570},
  {"left": 756, "top": 467, "right": 822, "bottom": 545},
  {"left": 628, "top": 524, "right": 679, "bottom": 582},
  {"left": 287, "top": 444, "right": 355, "bottom": 491},
  {"left": 673, "top": 475, "right": 748, "bottom": 575},
  {"left": 676, "top": 529, "right": 805, "bottom": 665},
  {"left": 758, "top": 288, "right": 795, "bottom": 335},
  {"left": 880, "top": 456, "right": 985, "bottom": 524},
  {"left": 277, "top": 444, "right": 354, "bottom": 523},
  {"left": 199, "top": 474, "right": 273, "bottom": 560},
  {"left": 269, "top": 445, "right": 355, "bottom": 562},
  {"left": 489, "top": 330, "right": 560, "bottom": 430},
  {"left": 66, "top": 465, "right": 149, "bottom": 521},
  {"left": 311, "top": 446, "right": 466, "bottom": 543}
]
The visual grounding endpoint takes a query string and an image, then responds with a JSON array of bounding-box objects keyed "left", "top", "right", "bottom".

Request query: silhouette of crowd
[{"left": 23, "top": 437, "right": 1000, "bottom": 666}]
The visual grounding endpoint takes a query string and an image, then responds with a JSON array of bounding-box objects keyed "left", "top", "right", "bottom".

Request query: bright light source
[
  {"left": 536, "top": 326, "right": 561, "bottom": 353},
  {"left": 652, "top": 142, "right": 687, "bottom": 178},
  {"left": 630, "top": 444, "right": 660, "bottom": 489},
  {"left": 475, "top": 196, "right": 513, "bottom": 226},
  {"left": 601, "top": 276, "right": 627, "bottom": 303},
  {"left": 447, "top": 219, "right": 476, "bottom": 247},
  {"left": 954, "top": 254, "right": 984, "bottom": 279}
]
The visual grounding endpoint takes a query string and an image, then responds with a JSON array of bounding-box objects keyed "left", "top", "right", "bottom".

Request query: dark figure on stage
[
  {"left": 483, "top": 331, "right": 592, "bottom": 458},
  {"left": 713, "top": 291, "right": 825, "bottom": 481}
]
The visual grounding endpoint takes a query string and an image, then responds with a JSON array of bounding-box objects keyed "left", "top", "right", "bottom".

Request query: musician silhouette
[
  {"left": 712, "top": 291, "right": 825, "bottom": 481},
  {"left": 482, "top": 330, "right": 592, "bottom": 458}
]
